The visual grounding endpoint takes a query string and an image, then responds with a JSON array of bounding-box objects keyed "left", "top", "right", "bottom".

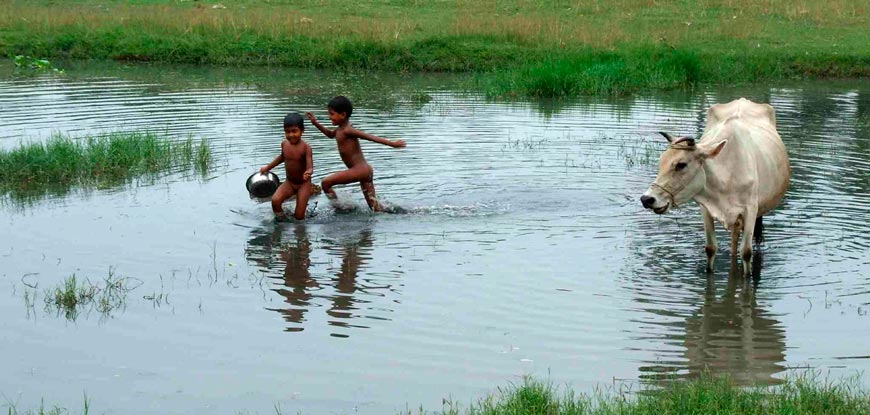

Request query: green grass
[
  {"left": 43, "top": 270, "right": 138, "bottom": 321},
  {"left": 46, "top": 275, "right": 96, "bottom": 318},
  {"left": 7, "top": 373, "right": 868, "bottom": 414},
  {"left": 0, "top": 1, "right": 866, "bottom": 97},
  {"left": 12, "top": 55, "right": 64, "bottom": 74},
  {"left": 0, "top": 131, "right": 213, "bottom": 202},
  {"left": 406, "top": 372, "right": 870, "bottom": 415},
  {"left": 477, "top": 48, "right": 706, "bottom": 97},
  {"left": 5, "top": 394, "right": 89, "bottom": 415}
]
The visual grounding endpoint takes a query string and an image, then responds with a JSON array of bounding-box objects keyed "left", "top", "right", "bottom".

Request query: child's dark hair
[
  {"left": 328, "top": 96, "right": 353, "bottom": 118},
  {"left": 284, "top": 113, "right": 304, "bottom": 131}
]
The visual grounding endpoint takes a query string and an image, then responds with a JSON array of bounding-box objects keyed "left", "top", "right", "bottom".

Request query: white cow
[{"left": 640, "top": 98, "right": 791, "bottom": 275}]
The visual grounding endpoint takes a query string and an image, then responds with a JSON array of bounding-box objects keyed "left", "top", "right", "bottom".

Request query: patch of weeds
[
  {"left": 0, "top": 131, "right": 215, "bottom": 204},
  {"left": 45, "top": 275, "right": 97, "bottom": 320},
  {"left": 23, "top": 287, "right": 39, "bottom": 318},
  {"left": 409, "top": 91, "right": 433, "bottom": 104},
  {"left": 406, "top": 370, "right": 870, "bottom": 415},
  {"left": 503, "top": 134, "right": 548, "bottom": 151},
  {"left": 616, "top": 134, "right": 660, "bottom": 168},
  {"left": 3, "top": 393, "right": 90, "bottom": 415},
  {"left": 12, "top": 55, "right": 64, "bottom": 74},
  {"left": 43, "top": 269, "right": 140, "bottom": 321},
  {"left": 143, "top": 274, "right": 169, "bottom": 308}
]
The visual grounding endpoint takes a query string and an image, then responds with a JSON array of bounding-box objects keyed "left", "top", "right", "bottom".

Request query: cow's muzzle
[{"left": 640, "top": 195, "right": 669, "bottom": 214}]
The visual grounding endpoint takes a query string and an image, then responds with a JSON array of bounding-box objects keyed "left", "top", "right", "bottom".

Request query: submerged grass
[
  {"left": 407, "top": 372, "right": 870, "bottom": 415},
  {"left": 43, "top": 270, "right": 139, "bottom": 321},
  {"left": 0, "top": 131, "right": 212, "bottom": 202},
  {"left": 4, "top": 394, "right": 89, "bottom": 415},
  {"left": 0, "top": 1, "right": 866, "bottom": 97},
  {"left": 615, "top": 134, "right": 661, "bottom": 168}
]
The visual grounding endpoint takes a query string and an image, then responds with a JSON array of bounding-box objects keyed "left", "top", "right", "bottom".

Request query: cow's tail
[{"left": 753, "top": 216, "right": 764, "bottom": 245}]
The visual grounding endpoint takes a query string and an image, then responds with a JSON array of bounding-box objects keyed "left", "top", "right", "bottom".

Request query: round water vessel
[{"left": 245, "top": 172, "right": 281, "bottom": 198}]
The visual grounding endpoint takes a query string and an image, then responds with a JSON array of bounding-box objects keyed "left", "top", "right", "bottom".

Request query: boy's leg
[
  {"left": 271, "top": 182, "right": 297, "bottom": 219},
  {"left": 360, "top": 176, "right": 381, "bottom": 212},
  {"left": 321, "top": 165, "right": 374, "bottom": 199},
  {"left": 293, "top": 181, "right": 313, "bottom": 220}
]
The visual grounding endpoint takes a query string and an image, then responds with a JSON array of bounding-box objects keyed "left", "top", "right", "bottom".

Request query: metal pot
[{"left": 245, "top": 172, "right": 281, "bottom": 198}]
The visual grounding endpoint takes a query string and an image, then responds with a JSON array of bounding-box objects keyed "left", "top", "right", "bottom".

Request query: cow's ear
[
  {"left": 705, "top": 140, "right": 727, "bottom": 158},
  {"left": 659, "top": 132, "right": 675, "bottom": 143}
]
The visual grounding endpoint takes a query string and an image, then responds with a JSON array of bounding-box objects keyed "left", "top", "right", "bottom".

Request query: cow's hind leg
[{"left": 701, "top": 206, "right": 717, "bottom": 272}]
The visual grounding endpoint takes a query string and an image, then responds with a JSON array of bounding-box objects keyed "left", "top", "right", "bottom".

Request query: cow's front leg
[
  {"left": 701, "top": 206, "right": 717, "bottom": 272},
  {"left": 729, "top": 217, "right": 741, "bottom": 269},
  {"left": 740, "top": 207, "right": 759, "bottom": 276}
]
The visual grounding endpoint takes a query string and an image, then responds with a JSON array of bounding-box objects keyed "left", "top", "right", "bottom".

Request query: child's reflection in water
[
  {"left": 254, "top": 223, "right": 375, "bottom": 335},
  {"left": 325, "top": 229, "right": 373, "bottom": 330},
  {"left": 269, "top": 223, "right": 317, "bottom": 332}
]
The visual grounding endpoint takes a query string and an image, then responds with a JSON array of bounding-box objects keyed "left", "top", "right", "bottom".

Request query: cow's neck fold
[{"left": 693, "top": 159, "right": 732, "bottom": 226}]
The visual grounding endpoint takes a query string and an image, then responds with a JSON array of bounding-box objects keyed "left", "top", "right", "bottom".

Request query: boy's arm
[
  {"left": 306, "top": 112, "right": 336, "bottom": 138},
  {"left": 347, "top": 127, "right": 406, "bottom": 148},
  {"left": 260, "top": 153, "right": 283, "bottom": 174},
  {"left": 304, "top": 144, "right": 313, "bottom": 181}
]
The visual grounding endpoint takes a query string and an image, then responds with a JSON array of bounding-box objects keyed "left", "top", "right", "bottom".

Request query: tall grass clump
[
  {"left": 4, "top": 394, "right": 90, "bottom": 415},
  {"left": 0, "top": 131, "right": 213, "bottom": 202},
  {"left": 43, "top": 270, "right": 139, "bottom": 321},
  {"left": 46, "top": 275, "right": 96, "bottom": 320},
  {"left": 479, "top": 47, "right": 705, "bottom": 97},
  {"left": 406, "top": 372, "right": 870, "bottom": 415}
]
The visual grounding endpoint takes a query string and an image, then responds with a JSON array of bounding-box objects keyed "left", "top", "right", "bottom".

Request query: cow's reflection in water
[
  {"left": 681, "top": 255, "right": 786, "bottom": 385},
  {"left": 632, "top": 247, "right": 786, "bottom": 385}
]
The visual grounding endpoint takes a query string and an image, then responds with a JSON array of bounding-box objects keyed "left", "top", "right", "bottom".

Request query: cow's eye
[{"left": 675, "top": 162, "right": 688, "bottom": 171}]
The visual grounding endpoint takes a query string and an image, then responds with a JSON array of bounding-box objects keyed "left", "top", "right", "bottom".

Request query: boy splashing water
[
  {"left": 307, "top": 96, "right": 406, "bottom": 212},
  {"left": 260, "top": 113, "right": 314, "bottom": 221}
]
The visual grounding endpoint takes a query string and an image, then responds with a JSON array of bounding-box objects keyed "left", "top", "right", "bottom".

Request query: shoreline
[{"left": 2, "top": 1, "right": 867, "bottom": 98}]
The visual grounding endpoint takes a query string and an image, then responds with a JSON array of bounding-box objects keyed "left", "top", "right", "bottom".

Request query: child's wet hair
[
  {"left": 328, "top": 96, "right": 353, "bottom": 117},
  {"left": 284, "top": 113, "right": 304, "bottom": 130}
]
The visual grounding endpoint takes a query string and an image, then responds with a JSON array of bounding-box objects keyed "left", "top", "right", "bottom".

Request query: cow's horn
[
  {"left": 672, "top": 137, "right": 696, "bottom": 147},
  {"left": 658, "top": 131, "right": 674, "bottom": 143}
]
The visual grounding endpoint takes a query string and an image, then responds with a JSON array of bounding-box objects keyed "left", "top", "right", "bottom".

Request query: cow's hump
[{"left": 706, "top": 98, "right": 776, "bottom": 131}]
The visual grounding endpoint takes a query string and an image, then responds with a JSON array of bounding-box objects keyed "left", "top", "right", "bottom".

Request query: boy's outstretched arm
[
  {"left": 348, "top": 127, "right": 406, "bottom": 148},
  {"left": 260, "top": 153, "right": 283, "bottom": 174},
  {"left": 306, "top": 112, "right": 335, "bottom": 138}
]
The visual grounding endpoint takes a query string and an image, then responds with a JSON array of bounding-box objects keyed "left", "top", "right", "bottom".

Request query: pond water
[{"left": 1, "top": 62, "right": 868, "bottom": 414}]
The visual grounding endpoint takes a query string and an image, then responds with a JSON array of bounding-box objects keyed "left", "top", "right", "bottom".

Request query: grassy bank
[
  {"left": 1, "top": 1, "right": 867, "bottom": 97},
  {"left": 408, "top": 373, "right": 870, "bottom": 415},
  {"left": 6, "top": 374, "right": 869, "bottom": 414},
  {"left": 0, "top": 131, "right": 212, "bottom": 202}
]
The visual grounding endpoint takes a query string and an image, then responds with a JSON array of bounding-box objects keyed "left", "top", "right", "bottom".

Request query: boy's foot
[{"left": 274, "top": 212, "right": 289, "bottom": 222}]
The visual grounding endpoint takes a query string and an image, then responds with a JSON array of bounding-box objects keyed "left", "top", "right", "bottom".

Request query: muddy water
[{"left": 1, "top": 62, "right": 868, "bottom": 414}]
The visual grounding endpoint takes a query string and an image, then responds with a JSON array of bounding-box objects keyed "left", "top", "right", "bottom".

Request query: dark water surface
[{"left": 1, "top": 62, "right": 868, "bottom": 414}]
